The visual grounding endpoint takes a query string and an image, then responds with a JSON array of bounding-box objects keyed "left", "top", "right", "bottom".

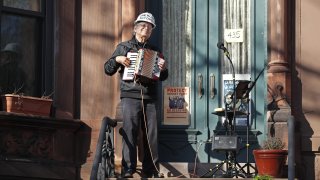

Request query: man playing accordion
[{"left": 104, "top": 12, "right": 168, "bottom": 178}]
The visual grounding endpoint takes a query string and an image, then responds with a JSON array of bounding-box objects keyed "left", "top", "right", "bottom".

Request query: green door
[{"left": 148, "top": 0, "right": 267, "bottom": 166}]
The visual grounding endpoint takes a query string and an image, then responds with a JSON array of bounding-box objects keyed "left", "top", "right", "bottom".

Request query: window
[
  {"left": 221, "top": 0, "right": 251, "bottom": 74},
  {"left": 161, "top": 0, "right": 192, "bottom": 88},
  {"left": 160, "top": 0, "right": 192, "bottom": 125},
  {"left": 0, "top": 0, "right": 53, "bottom": 97},
  {"left": 3, "top": 0, "right": 41, "bottom": 12}
]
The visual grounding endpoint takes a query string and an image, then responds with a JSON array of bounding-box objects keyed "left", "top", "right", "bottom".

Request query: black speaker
[{"left": 211, "top": 135, "right": 239, "bottom": 151}]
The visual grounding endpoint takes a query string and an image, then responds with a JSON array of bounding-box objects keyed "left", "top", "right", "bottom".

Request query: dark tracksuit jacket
[
  {"left": 104, "top": 36, "right": 168, "bottom": 173},
  {"left": 104, "top": 37, "right": 168, "bottom": 99}
]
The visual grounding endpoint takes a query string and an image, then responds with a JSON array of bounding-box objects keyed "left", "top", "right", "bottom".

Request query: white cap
[
  {"left": 1, "top": 43, "right": 21, "bottom": 54},
  {"left": 134, "top": 12, "right": 156, "bottom": 28}
]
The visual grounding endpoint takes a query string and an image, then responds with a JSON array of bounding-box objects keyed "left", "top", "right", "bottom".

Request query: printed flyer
[
  {"left": 163, "top": 87, "right": 190, "bottom": 125},
  {"left": 222, "top": 74, "right": 251, "bottom": 126}
]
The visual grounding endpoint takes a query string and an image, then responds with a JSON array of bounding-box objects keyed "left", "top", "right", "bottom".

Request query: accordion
[{"left": 123, "top": 49, "right": 161, "bottom": 81}]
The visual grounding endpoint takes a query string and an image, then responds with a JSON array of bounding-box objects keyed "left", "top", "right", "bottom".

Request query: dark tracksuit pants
[{"left": 121, "top": 97, "right": 159, "bottom": 174}]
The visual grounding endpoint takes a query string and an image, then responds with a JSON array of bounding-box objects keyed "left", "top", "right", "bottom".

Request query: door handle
[
  {"left": 210, "top": 73, "right": 215, "bottom": 99},
  {"left": 198, "top": 73, "right": 203, "bottom": 98}
]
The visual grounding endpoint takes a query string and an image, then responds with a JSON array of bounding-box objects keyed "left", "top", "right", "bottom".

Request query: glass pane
[
  {"left": 0, "top": 14, "right": 41, "bottom": 96},
  {"left": 220, "top": 0, "right": 252, "bottom": 127},
  {"left": 162, "top": 0, "right": 192, "bottom": 87},
  {"left": 221, "top": 0, "right": 251, "bottom": 74},
  {"left": 3, "top": 0, "right": 42, "bottom": 12},
  {"left": 161, "top": 0, "right": 192, "bottom": 125}
]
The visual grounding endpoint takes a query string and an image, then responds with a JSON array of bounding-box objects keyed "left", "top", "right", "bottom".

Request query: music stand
[
  {"left": 233, "top": 80, "right": 251, "bottom": 99},
  {"left": 230, "top": 80, "right": 257, "bottom": 177},
  {"left": 235, "top": 65, "right": 267, "bottom": 177},
  {"left": 212, "top": 109, "right": 246, "bottom": 118}
]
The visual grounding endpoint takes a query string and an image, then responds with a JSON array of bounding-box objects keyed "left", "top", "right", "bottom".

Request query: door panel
[{"left": 147, "top": 0, "right": 267, "bottom": 163}]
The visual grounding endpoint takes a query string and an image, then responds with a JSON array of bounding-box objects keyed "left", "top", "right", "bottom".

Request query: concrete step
[{"left": 84, "top": 161, "right": 292, "bottom": 180}]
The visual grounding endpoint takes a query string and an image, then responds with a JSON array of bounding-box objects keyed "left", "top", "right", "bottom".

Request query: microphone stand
[
  {"left": 223, "top": 50, "right": 237, "bottom": 135},
  {"left": 220, "top": 47, "right": 246, "bottom": 178},
  {"left": 205, "top": 43, "right": 248, "bottom": 178}
]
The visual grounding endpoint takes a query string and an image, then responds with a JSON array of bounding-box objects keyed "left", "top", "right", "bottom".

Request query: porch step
[
  {"left": 104, "top": 172, "right": 260, "bottom": 179},
  {"left": 109, "top": 162, "right": 259, "bottom": 179},
  {"left": 83, "top": 161, "right": 292, "bottom": 180}
]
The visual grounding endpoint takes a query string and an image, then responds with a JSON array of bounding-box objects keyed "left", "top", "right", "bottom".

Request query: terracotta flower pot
[
  {"left": 1, "top": 94, "right": 53, "bottom": 117},
  {"left": 253, "top": 149, "right": 288, "bottom": 178}
]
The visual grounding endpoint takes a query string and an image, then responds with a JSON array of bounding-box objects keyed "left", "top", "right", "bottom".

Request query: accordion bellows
[{"left": 123, "top": 49, "right": 161, "bottom": 80}]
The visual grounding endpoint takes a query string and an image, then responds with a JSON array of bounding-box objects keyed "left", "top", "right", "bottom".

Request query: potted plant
[
  {"left": 253, "top": 175, "right": 272, "bottom": 180},
  {"left": 253, "top": 137, "right": 288, "bottom": 178},
  {"left": 1, "top": 93, "right": 53, "bottom": 117}
]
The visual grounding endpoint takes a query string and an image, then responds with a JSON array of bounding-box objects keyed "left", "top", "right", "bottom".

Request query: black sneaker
[
  {"left": 142, "top": 171, "right": 164, "bottom": 178},
  {"left": 153, "top": 172, "right": 164, "bottom": 178},
  {"left": 122, "top": 169, "right": 134, "bottom": 178}
]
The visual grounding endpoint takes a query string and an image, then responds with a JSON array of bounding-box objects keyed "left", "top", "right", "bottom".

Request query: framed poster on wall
[{"left": 163, "top": 87, "right": 190, "bottom": 125}]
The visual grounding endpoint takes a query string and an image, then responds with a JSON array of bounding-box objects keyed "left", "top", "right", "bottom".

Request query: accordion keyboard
[{"left": 123, "top": 52, "right": 138, "bottom": 80}]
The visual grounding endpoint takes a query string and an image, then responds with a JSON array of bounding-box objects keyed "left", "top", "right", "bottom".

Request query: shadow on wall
[{"left": 292, "top": 67, "right": 314, "bottom": 179}]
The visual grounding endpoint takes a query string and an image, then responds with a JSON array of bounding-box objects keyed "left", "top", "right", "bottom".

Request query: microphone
[{"left": 217, "top": 42, "right": 228, "bottom": 53}]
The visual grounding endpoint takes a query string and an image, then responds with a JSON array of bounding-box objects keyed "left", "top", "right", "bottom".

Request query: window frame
[{"left": 0, "top": 0, "right": 54, "bottom": 97}]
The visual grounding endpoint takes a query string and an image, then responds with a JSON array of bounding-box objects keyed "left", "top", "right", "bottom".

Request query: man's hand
[
  {"left": 116, "top": 56, "right": 130, "bottom": 67},
  {"left": 158, "top": 58, "right": 166, "bottom": 71}
]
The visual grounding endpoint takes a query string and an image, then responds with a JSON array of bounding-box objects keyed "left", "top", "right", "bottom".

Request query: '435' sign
[{"left": 224, "top": 29, "right": 243, "bottom": 43}]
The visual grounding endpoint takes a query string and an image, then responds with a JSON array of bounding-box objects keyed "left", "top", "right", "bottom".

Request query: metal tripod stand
[
  {"left": 238, "top": 104, "right": 257, "bottom": 178},
  {"left": 210, "top": 150, "right": 246, "bottom": 178},
  {"left": 206, "top": 108, "right": 247, "bottom": 178}
]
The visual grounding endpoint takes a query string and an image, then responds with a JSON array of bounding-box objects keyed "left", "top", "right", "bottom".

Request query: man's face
[
  {"left": 134, "top": 22, "right": 153, "bottom": 41},
  {"left": 0, "top": 52, "right": 11, "bottom": 64}
]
